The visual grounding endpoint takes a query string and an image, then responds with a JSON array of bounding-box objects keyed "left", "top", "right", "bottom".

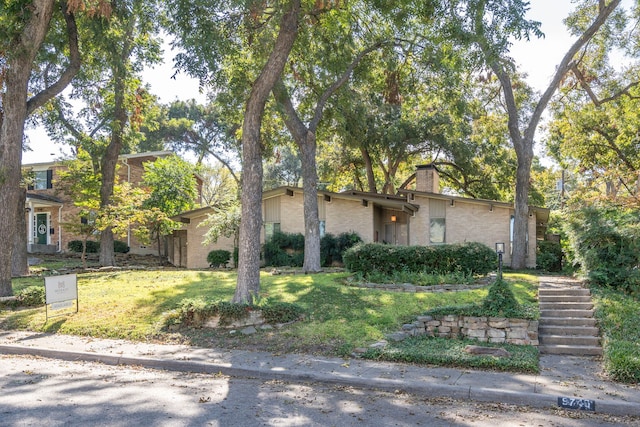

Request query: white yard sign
[{"left": 44, "top": 274, "right": 78, "bottom": 319}]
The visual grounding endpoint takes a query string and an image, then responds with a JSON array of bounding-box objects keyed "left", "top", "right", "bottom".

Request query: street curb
[{"left": 1, "top": 344, "right": 639, "bottom": 417}]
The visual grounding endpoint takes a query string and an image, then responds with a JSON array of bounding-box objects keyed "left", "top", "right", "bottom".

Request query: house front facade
[
  {"left": 169, "top": 164, "right": 548, "bottom": 269},
  {"left": 23, "top": 151, "right": 201, "bottom": 255}
]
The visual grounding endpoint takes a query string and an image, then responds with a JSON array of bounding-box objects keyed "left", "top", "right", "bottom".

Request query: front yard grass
[
  {"left": 2, "top": 268, "right": 539, "bottom": 373},
  {"left": 591, "top": 285, "right": 640, "bottom": 383}
]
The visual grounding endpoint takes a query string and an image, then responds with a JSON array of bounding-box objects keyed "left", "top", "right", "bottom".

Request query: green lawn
[
  {"left": 591, "top": 286, "right": 640, "bottom": 383},
  {"left": 2, "top": 267, "right": 539, "bottom": 372}
]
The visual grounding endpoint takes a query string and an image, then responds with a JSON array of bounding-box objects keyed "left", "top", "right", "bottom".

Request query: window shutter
[{"left": 46, "top": 170, "right": 53, "bottom": 189}]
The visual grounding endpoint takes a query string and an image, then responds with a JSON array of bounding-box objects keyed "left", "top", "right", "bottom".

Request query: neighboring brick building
[
  {"left": 23, "top": 151, "right": 202, "bottom": 255},
  {"left": 169, "top": 164, "right": 549, "bottom": 269}
]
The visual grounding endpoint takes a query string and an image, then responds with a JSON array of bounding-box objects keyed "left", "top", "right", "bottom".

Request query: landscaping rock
[
  {"left": 386, "top": 332, "right": 408, "bottom": 342},
  {"left": 240, "top": 326, "right": 257, "bottom": 335},
  {"left": 464, "top": 345, "right": 511, "bottom": 357}
]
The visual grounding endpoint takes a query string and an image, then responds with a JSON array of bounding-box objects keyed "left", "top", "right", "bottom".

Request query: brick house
[
  {"left": 168, "top": 164, "right": 549, "bottom": 269},
  {"left": 23, "top": 151, "right": 202, "bottom": 255}
]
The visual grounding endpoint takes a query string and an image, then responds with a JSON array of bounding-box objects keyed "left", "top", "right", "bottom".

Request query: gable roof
[{"left": 26, "top": 192, "right": 64, "bottom": 207}]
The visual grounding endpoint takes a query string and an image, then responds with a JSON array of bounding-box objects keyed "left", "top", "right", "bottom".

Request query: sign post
[
  {"left": 44, "top": 274, "right": 78, "bottom": 320},
  {"left": 495, "top": 243, "right": 505, "bottom": 280}
]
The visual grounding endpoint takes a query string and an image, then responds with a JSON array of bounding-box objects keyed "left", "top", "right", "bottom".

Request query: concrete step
[
  {"left": 539, "top": 335, "right": 600, "bottom": 346},
  {"left": 538, "top": 288, "right": 590, "bottom": 296},
  {"left": 538, "top": 295, "right": 592, "bottom": 303},
  {"left": 538, "top": 344, "right": 603, "bottom": 356},
  {"left": 540, "top": 309, "right": 595, "bottom": 318},
  {"left": 539, "top": 325, "right": 600, "bottom": 336},
  {"left": 539, "top": 317, "right": 598, "bottom": 327},
  {"left": 539, "top": 302, "right": 594, "bottom": 310}
]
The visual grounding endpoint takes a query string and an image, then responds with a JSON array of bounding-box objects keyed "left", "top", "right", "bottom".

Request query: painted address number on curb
[{"left": 557, "top": 397, "right": 596, "bottom": 411}]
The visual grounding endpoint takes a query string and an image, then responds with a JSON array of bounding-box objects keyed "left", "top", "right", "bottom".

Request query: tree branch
[
  {"left": 27, "top": 1, "right": 81, "bottom": 115},
  {"left": 525, "top": 0, "right": 622, "bottom": 141},
  {"left": 571, "top": 63, "right": 640, "bottom": 106}
]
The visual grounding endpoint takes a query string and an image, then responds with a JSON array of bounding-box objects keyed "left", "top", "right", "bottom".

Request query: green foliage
[
  {"left": 170, "top": 297, "right": 304, "bottom": 327},
  {"left": 113, "top": 240, "right": 130, "bottom": 253},
  {"left": 592, "top": 286, "right": 640, "bottom": 383},
  {"left": 424, "top": 278, "right": 537, "bottom": 320},
  {"left": 263, "top": 231, "right": 305, "bottom": 267},
  {"left": 0, "top": 285, "right": 44, "bottom": 309},
  {"left": 320, "top": 232, "right": 362, "bottom": 266},
  {"left": 68, "top": 240, "right": 129, "bottom": 253},
  {"left": 481, "top": 279, "right": 523, "bottom": 318},
  {"left": 564, "top": 206, "right": 640, "bottom": 295},
  {"left": 343, "top": 242, "right": 495, "bottom": 277},
  {"left": 361, "top": 270, "right": 475, "bottom": 286},
  {"left": 264, "top": 231, "right": 362, "bottom": 267},
  {"left": 138, "top": 155, "right": 199, "bottom": 256},
  {"left": 18, "top": 286, "right": 45, "bottom": 306},
  {"left": 207, "top": 250, "right": 231, "bottom": 268},
  {"left": 258, "top": 301, "right": 305, "bottom": 324},
  {"left": 175, "top": 298, "right": 250, "bottom": 327},
  {"left": 142, "top": 155, "right": 198, "bottom": 217},
  {"left": 362, "top": 336, "right": 539, "bottom": 373},
  {"left": 536, "top": 240, "right": 563, "bottom": 272},
  {"left": 68, "top": 240, "right": 100, "bottom": 253}
]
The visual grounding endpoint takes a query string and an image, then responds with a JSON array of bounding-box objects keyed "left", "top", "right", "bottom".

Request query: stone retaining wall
[{"left": 389, "top": 314, "right": 539, "bottom": 346}]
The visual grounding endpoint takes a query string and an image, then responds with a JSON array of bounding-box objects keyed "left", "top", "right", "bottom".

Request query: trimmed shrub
[
  {"left": 343, "top": 242, "right": 495, "bottom": 276},
  {"left": 68, "top": 240, "right": 100, "bottom": 253},
  {"left": 207, "top": 250, "right": 231, "bottom": 268},
  {"left": 482, "top": 279, "right": 522, "bottom": 317},
  {"left": 114, "top": 240, "right": 130, "bottom": 253},
  {"left": 536, "top": 240, "right": 563, "bottom": 272}
]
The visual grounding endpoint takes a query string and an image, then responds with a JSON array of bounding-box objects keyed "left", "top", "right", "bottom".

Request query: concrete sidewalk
[{"left": 0, "top": 330, "right": 638, "bottom": 417}]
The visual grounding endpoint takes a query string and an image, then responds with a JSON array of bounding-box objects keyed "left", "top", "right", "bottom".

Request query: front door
[{"left": 36, "top": 213, "right": 48, "bottom": 245}]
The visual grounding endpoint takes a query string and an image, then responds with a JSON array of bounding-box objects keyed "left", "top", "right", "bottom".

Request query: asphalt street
[{"left": 1, "top": 354, "right": 637, "bottom": 427}]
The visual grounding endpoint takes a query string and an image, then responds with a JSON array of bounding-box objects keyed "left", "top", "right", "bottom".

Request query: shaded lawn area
[{"left": 2, "top": 270, "right": 538, "bottom": 368}]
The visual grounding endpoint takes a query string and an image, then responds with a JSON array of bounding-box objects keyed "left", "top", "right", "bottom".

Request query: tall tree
[
  {"left": 41, "top": 0, "right": 163, "bottom": 266},
  {"left": 0, "top": 0, "right": 86, "bottom": 296},
  {"left": 272, "top": 35, "right": 385, "bottom": 272},
  {"left": 440, "top": 0, "right": 623, "bottom": 268},
  {"left": 168, "top": 0, "right": 301, "bottom": 303}
]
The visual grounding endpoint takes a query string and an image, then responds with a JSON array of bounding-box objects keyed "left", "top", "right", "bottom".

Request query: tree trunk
[
  {"left": 12, "top": 187, "right": 29, "bottom": 277},
  {"left": 99, "top": 51, "right": 131, "bottom": 267},
  {"left": 360, "top": 147, "right": 377, "bottom": 193},
  {"left": 299, "top": 132, "right": 322, "bottom": 272},
  {"left": 0, "top": 0, "right": 57, "bottom": 296},
  {"left": 234, "top": 1, "right": 301, "bottom": 304},
  {"left": 511, "top": 142, "right": 533, "bottom": 269}
]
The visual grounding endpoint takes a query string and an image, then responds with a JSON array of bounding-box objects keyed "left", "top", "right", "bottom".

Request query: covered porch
[{"left": 25, "top": 193, "right": 63, "bottom": 254}]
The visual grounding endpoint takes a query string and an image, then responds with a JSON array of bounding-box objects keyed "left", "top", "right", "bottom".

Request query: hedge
[
  {"left": 343, "top": 242, "right": 495, "bottom": 276},
  {"left": 207, "top": 250, "right": 231, "bottom": 268},
  {"left": 263, "top": 231, "right": 362, "bottom": 268},
  {"left": 68, "top": 240, "right": 130, "bottom": 253}
]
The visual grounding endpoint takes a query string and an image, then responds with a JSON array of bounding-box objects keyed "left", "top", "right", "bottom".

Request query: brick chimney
[{"left": 415, "top": 164, "right": 439, "bottom": 193}]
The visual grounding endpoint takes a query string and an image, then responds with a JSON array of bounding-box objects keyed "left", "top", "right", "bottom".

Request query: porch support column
[
  {"left": 58, "top": 205, "right": 63, "bottom": 252},
  {"left": 27, "top": 202, "right": 34, "bottom": 246}
]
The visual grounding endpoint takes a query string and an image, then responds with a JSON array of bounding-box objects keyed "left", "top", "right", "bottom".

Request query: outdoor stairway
[{"left": 538, "top": 279, "right": 603, "bottom": 356}]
